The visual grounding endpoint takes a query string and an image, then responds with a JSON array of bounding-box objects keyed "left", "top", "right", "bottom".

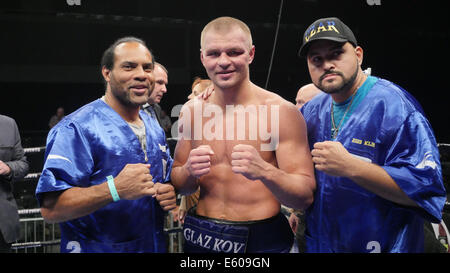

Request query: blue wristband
[{"left": 106, "top": 175, "right": 120, "bottom": 202}]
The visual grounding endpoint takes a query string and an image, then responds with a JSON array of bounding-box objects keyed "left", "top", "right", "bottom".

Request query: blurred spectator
[
  {"left": 295, "top": 83, "right": 321, "bottom": 109},
  {"left": 143, "top": 62, "right": 168, "bottom": 129},
  {"left": 187, "top": 77, "right": 212, "bottom": 100},
  {"left": 48, "top": 107, "right": 65, "bottom": 129}
]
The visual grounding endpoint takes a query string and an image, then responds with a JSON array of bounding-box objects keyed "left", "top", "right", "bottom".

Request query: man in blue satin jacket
[
  {"left": 36, "top": 37, "right": 176, "bottom": 253},
  {"left": 298, "top": 17, "right": 446, "bottom": 252}
]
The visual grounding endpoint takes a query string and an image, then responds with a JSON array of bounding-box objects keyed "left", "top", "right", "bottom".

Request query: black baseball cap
[{"left": 298, "top": 17, "right": 357, "bottom": 57}]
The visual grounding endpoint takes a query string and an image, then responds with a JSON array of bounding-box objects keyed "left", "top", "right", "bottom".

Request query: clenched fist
[
  {"left": 185, "top": 145, "right": 214, "bottom": 178},
  {"left": 153, "top": 183, "right": 177, "bottom": 211},
  {"left": 231, "top": 144, "right": 270, "bottom": 181},
  {"left": 113, "top": 163, "right": 156, "bottom": 200},
  {"left": 311, "top": 141, "right": 354, "bottom": 177}
]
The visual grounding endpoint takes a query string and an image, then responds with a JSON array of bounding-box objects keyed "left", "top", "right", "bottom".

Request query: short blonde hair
[{"left": 200, "top": 16, "right": 253, "bottom": 50}]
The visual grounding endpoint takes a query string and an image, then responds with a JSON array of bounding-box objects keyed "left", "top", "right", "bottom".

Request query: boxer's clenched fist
[
  {"left": 231, "top": 144, "right": 270, "bottom": 181},
  {"left": 185, "top": 145, "right": 214, "bottom": 178}
]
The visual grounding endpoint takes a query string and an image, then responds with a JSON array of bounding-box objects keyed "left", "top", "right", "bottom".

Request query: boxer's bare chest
[{"left": 190, "top": 103, "right": 277, "bottom": 164}]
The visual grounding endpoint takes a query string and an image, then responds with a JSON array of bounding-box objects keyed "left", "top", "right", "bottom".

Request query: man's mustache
[{"left": 319, "top": 70, "right": 344, "bottom": 82}]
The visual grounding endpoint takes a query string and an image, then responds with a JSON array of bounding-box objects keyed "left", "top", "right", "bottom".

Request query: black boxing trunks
[{"left": 183, "top": 207, "right": 294, "bottom": 253}]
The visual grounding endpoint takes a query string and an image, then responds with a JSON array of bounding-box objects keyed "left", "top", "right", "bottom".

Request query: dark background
[{"left": 1, "top": 0, "right": 449, "bottom": 145}]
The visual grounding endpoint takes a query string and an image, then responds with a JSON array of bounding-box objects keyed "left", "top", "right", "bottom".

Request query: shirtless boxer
[{"left": 171, "top": 17, "right": 316, "bottom": 253}]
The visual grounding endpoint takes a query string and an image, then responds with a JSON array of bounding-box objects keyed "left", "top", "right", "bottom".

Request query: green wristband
[{"left": 106, "top": 175, "right": 120, "bottom": 202}]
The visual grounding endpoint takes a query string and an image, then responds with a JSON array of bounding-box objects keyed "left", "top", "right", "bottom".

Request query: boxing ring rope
[
  {"left": 12, "top": 143, "right": 450, "bottom": 252},
  {"left": 23, "top": 146, "right": 46, "bottom": 153},
  {"left": 12, "top": 209, "right": 60, "bottom": 252},
  {"left": 23, "top": 172, "right": 41, "bottom": 180}
]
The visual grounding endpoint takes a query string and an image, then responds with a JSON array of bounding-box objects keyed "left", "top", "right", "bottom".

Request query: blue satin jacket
[
  {"left": 301, "top": 77, "right": 446, "bottom": 253},
  {"left": 36, "top": 99, "right": 173, "bottom": 253}
]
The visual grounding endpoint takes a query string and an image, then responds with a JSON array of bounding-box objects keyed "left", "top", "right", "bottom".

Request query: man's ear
[
  {"left": 248, "top": 45, "right": 255, "bottom": 64},
  {"left": 200, "top": 49, "right": 205, "bottom": 66},
  {"left": 102, "top": 66, "right": 111, "bottom": 83},
  {"left": 355, "top": 46, "right": 363, "bottom": 66}
]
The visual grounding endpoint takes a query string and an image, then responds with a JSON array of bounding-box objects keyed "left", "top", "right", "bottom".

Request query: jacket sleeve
[
  {"left": 36, "top": 121, "right": 94, "bottom": 206},
  {"left": 382, "top": 111, "right": 446, "bottom": 223},
  {"left": 4, "top": 119, "right": 29, "bottom": 181}
]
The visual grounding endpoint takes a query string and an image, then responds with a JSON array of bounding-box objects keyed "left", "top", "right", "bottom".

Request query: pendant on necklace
[{"left": 331, "top": 127, "right": 338, "bottom": 139}]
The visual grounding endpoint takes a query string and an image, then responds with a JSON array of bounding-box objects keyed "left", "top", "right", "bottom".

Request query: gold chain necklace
[{"left": 331, "top": 89, "right": 358, "bottom": 139}]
